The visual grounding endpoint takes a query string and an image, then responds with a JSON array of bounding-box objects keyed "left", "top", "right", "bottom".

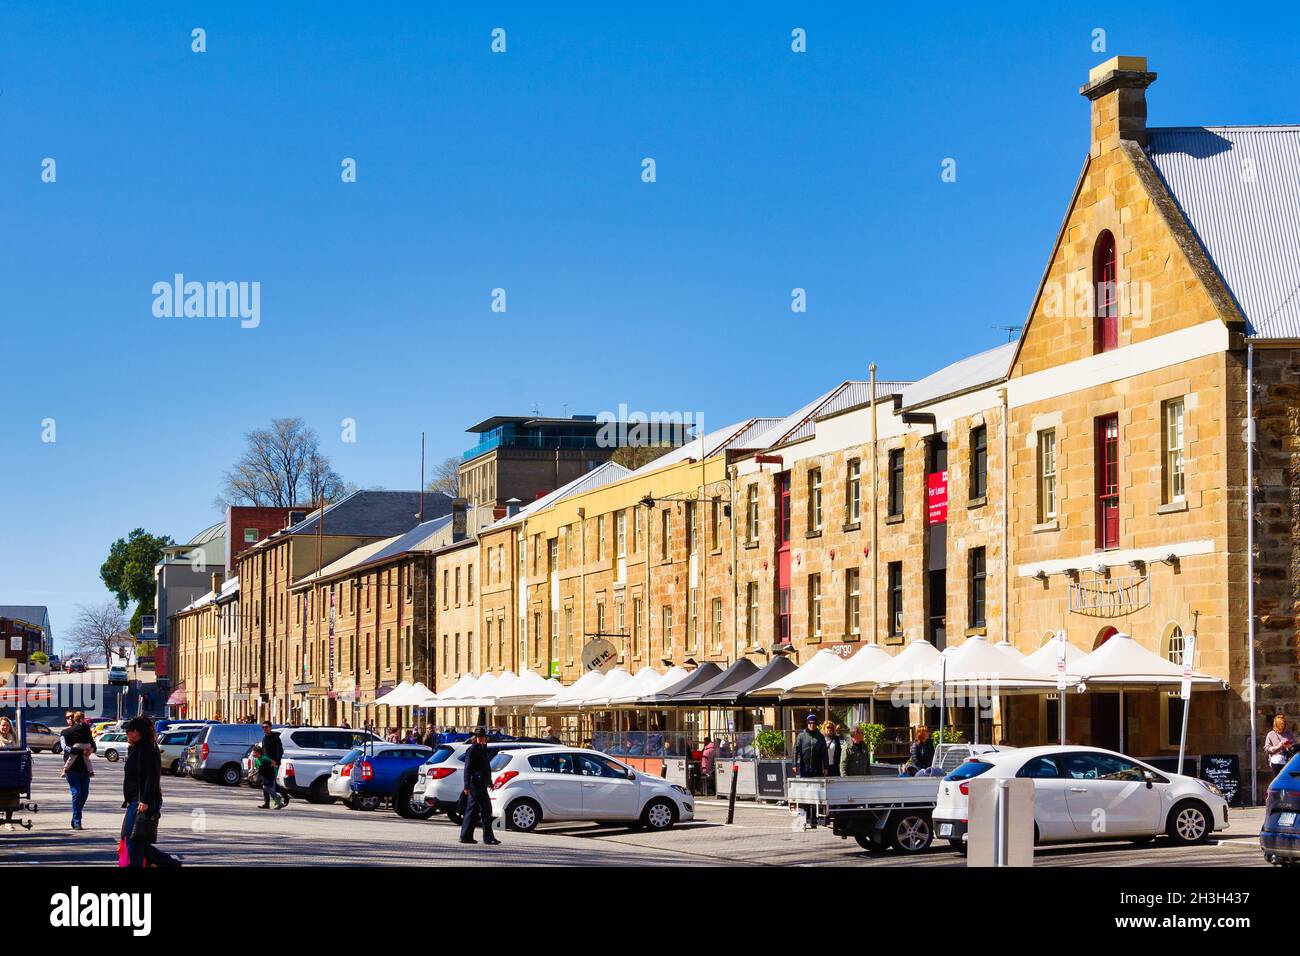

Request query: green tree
[{"left": 100, "top": 528, "right": 174, "bottom": 633}]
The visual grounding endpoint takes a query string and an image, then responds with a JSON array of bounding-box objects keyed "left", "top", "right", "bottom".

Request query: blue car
[
  {"left": 1262, "top": 752, "right": 1300, "bottom": 866},
  {"left": 339, "top": 743, "right": 432, "bottom": 814}
]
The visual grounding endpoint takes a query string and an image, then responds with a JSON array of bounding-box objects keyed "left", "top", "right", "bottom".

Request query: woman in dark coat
[{"left": 121, "top": 717, "right": 181, "bottom": 867}]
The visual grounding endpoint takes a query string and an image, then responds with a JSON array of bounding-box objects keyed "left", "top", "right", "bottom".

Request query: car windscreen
[
  {"left": 336, "top": 748, "right": 363, "bottom": 766},
  {"left": 945, "top": 760, "right": 995, "bottom": 781}
]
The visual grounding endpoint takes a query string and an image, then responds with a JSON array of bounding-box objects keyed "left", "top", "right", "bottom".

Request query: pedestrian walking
[
  {"left": 260, "top": 721, "right": 292, "bottom": 807},
  {"left": 0, "top": 716, "right": 21, "bottom": 831},
  {"left": 822, "top": 720, "right": 843, "bottom": 777},
  {"left": 542, "top": 724, "right": 562, "bottom": 744},
  {"left": 422, "top": 724, "right": 438, "bottom": 747},
  {"left": 793, "top": 713, "right": 828, "bottom": 829},
  {"left": 459, "top": 727, "right": 501, "bottom": 845},
  {"left": 250, "top": 745, "right": 283, "bottom": 809},
  {"left": 841, "top": 726, "right": 871, "bottom": 777},
  {"left": 1266, "top": 714, "right": 1296, "bottom": 772},
  {"left": 60, "top": 711, "right": 94, "bottom": 830},
  {"left": 120, "top": 717, "right": 181, "bottom": 867}
]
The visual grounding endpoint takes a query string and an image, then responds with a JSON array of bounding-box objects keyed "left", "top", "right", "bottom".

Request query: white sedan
[
  {"left": 95, "top": 732, "right": 132, "bottom": 762},
  {"left": 932, "top": 745, "right": 1228, "bottom": 849},
  {"left": 488, "top": 747, "right": 694, "bottom": 833}
]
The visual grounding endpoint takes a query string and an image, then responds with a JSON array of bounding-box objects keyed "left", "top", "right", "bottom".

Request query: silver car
[{"left": 23, "top": 721, "right": 62, "bottom": 753}]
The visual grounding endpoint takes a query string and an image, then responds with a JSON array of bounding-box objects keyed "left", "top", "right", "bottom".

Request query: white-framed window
[
  {"left": 632, "top": 598, "right": 642, "bottom": 657},
  {"left": 846, "top": 568, "right": 860, "bottom": 636},
  {"left": 661, "top": 509, "right": 672, "bottom": 560},
  {"left": 1163, "top": 398, "right": 1186, "bottom": 503},
  {"left": 686, "top": 501, "right": 698, "bottom": 554},
  {"left": 688, "top": 588, "right": 699, "bottom": 652},
  {"left": 808, "top": 573, "right": 822, "bottom": 638},
  {"left": 662, "top": 605, "right": 673, "bottom": 654},
  {"left": 1038, "top": 429, "right": 1057, "bottom": 522},
  {"left": 847, "top": 459, "right": 861, "bottom": 524},
  {"left": 747, "top": 582, "right": 760, "bottom": 643},
  {"left": 711, "top": 597, "right": 723, "bottom": 651},
  {"left": 808, "top": 468, "right": 823, "bottom": 532},
  {"left": 597, "top": 516, "right": 606, "bottom": 561},
  {"left": 747, "top": 485, "right": 759, "bottom": 542},
  {"left": 616, "top": 510, "right": 627, "bottom": 557}
]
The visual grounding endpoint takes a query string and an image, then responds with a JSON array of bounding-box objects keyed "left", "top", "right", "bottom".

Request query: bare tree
[
  {"left": 66, "top": 602, "right": 132, "bottom": 665},
  {"left": 427, "top": 456, "right": 461, "bottom": 496},
  {"left": 218, "top": 417, "right": 347, "bottom": 509}
]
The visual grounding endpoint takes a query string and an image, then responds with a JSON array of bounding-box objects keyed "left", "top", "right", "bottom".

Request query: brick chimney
[
  {"left": 1080, "top": 55, "right": 1156, "bottom": 155},
  {"left": 451, "top": 497, "right": 468, "bottom": 542},
  {"left": 211, "top": 571, "right": 224, "bottom": 594}
]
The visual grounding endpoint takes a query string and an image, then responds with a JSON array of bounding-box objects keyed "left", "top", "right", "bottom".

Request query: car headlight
[
  {"left": 1199, "top": 779, "right": 1223, "bottom": 798},
  {"left": 670, "top": 784, "right": 688, "bottom": 796}
]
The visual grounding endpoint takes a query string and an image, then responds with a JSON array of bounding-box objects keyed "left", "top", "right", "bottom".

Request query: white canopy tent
[
  {"left": 374, "top": 681, "right": 413, "bottom": 707},
  {"left": 1023, "top": 637, "right": 1087, "bottom": 674},
  {"left": 607, "top": 665, "right": 665, "bottom": 706},
  {"left": 493, "top": 669, "right": 564, "bottom": 708},
  {"left": 1067, "top": 631, "right": 1227, "bottom": 753},
  {"left": 749, "top": 649, "right": 848, "bottom": 698},
  {"left": 578, "top": 668, "right": 633, "bottom": 708},
  {"left": 865, "top": 639, "right": 943, "bottom": 701},
  {"left": 445, "top": 672, "right": 501, "bottom": 708},
  {"left": 428, "top": 674, "right": 480, "bottom": 706},
  {"left": 534, "top": 669, "right": 608, "bottom": 710}
]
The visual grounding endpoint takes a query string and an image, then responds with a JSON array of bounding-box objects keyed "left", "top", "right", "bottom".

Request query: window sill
[
  {"left": 742, "top": 540, "right": 759, "bottom": 550},
  {"left": 805, "top": 529, "right": 822, "bottom": 540},
  {"left": 967, "top": 496, "right": 987, "bottom": 510},
  {"left": 842, "top": 521, "right": 861, "bottom": 532},
  {"left": 1156, "top": 500, "right": 1188, "bottom": 515},
  {"left": 884, "top": 514, "right": 904, "bottom": 526},
  {"left": 1033, "top": 520, "right": 1059, "bottom": 533},
  {"left": 965, "top": 626, "right": 987, "bottom": 637}
]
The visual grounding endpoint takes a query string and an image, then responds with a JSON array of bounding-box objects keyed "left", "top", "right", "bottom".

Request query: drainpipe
[
  {"left": 869, "top": 364, "right": 879, "bottom": 645},
  {"left": 1247, "top": 343, "right": 1258, "bottom": 805},
  {"left": 999, "top": 386, "right": 1009, "bottom": 647}
]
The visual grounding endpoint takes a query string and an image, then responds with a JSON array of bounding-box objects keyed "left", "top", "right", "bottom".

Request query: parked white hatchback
[
  {"left": 488, "top": 747, "right": 694, "bottom": 832},
  {"left": 932, "top": 745, "right": 1228, "bottom": 849}
]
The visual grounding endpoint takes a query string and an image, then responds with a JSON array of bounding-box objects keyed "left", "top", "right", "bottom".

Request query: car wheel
[
  {"left": 505, "top": 798, "right": 541, "bottom": 833},
  {"left": 947, "top": 839, "right": 967, "bottom": 855},
  {"left": 1167, "top": 800, "right": 1211, "bottom": 845},
  {"left": 168, "top": 760, "right": 180, "bottom": 775},
  {"left": 853, "top": 834, "right": 883, "bottom": 852},
  {"left": 220, "top": 764, "right": 243, "bottom": 787},
  {"left": 105, "top": 750, "right": 120, "bottom": 763},
  {"left": 641, "top": 797, "right": 677, "bottom": 831},
  {"left": 445, "top": 810, "right": 463, "bottom": 826},
  {"left": 395, "top": 781, "right": 436, "bottom": 820},
  {"left": 51, "top": 745, "right": 62, "bottom": 755},
  {"left": 308, "top": 779, "right": 333, "bottom": 805},
  {"left": 888, "top": 812, "right": 932, "bottom": 853}
]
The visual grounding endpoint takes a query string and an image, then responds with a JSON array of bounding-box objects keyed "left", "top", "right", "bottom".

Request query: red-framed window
[
  {"left": 1094, "top": 230, "right": 1118, "bottom": 353},
  {"left": 1096, "top": 414, "right": 1120, "bottom": 550}
]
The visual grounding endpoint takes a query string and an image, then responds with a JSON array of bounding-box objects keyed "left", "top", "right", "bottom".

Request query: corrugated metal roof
[
  {"left": 743, "top": 383, "right": 845, "bottom": 450},
  {"left": 626, "top": 418, "right": 772, "bottom": 475},
  {"left": 287, "top": 490, "right": 454, "bottom": 538},
  {"left": 812, "top": 380, "right": 910, "bottom": 421},
  {"left": 493, "top": 461, "right": 632, "bottom": 527},
  {"left": 1146, "top": 127, "right": 1300, "bottom": 339},
  {"left": 900, "top": 341, "right": 1017, "bottom": 409}
]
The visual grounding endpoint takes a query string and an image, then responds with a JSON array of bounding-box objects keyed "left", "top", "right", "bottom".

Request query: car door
[
  {"left": 524, "top": 752, "right": 583, "bottom": 817},
  {"left": 1060, "top": 751, "right": 1162, "bottom": 837},
  {"left": 576, "top": 753, "right": 641, "bottom": 820},
  {"left": 1014, "top": 754, "right": 1072, "bottom": 841}
]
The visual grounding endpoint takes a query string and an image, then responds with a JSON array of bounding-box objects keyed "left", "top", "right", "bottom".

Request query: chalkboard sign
[{"left": 1199, "top": 753, "right": 1241, "bottom": 807}]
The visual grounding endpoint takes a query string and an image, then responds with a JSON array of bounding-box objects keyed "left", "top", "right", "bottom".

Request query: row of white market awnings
[{"left": 406, "top": 631, "right": 1227, "bottom": 711}]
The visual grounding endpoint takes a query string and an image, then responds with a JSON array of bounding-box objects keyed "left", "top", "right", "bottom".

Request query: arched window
[
  {"left": 1041, "top": 630, "right": 1057, "bottom": 646},
  {"left": 1094, "top": 230, "right": 1118, "bottom": 353},
  {"left": 1162, "top": 622, "right": 1185, "bottom": 665},
  {"left": 1095, "top": 625, "right": 1118, "bottom": 649}
]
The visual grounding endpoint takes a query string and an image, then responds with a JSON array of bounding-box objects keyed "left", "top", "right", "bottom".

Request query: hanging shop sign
[{"left": 581, "top": 638, "right": 618, "bottom": 674}]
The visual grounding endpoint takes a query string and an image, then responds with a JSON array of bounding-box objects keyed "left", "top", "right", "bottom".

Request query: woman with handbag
[{"left": 120, "top": 717, "right": 181, "bottom": 867}]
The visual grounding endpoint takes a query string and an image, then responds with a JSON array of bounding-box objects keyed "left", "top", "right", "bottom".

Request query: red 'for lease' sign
[{"left": 927, "top": 470, "right": 948, "bottom": 525}]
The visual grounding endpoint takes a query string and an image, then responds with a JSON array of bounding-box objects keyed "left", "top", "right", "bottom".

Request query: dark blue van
[{"left": 1262, "top": 752, "right": 1300, "bottom": 866}]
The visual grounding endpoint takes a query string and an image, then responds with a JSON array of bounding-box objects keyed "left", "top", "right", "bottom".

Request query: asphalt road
[{"left": 5, "top": 751, "right": 1269, "bottom": 867}]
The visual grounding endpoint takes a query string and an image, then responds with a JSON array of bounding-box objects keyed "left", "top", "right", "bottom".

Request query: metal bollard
[{"left": 725, "top": 762, "right": 739, "bottom": 824}]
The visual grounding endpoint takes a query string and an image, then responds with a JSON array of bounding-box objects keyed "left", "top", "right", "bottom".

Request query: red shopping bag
[{"left": 117, "top": 839, "right": 130, "bottom": 867}]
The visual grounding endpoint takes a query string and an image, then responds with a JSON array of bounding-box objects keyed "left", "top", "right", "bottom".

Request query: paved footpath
[{"left": 5, "top": 751, "right": 1267, "bottom": 867}]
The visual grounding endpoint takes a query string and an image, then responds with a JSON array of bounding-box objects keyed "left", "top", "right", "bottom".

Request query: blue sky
[{"left": 2, "top": 2, "right": 1297, "bottom": 647}]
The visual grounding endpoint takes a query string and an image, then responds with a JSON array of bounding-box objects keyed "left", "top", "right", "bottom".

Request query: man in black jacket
[
  {"left": 793, "top": 714, "right": 828, "bottom": 829},
  {"left": 459, "top": 728, "right": 501, "bottom": 845},
  {"left": 260, "top": 722, "right": 291, "bottom": 807}
]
